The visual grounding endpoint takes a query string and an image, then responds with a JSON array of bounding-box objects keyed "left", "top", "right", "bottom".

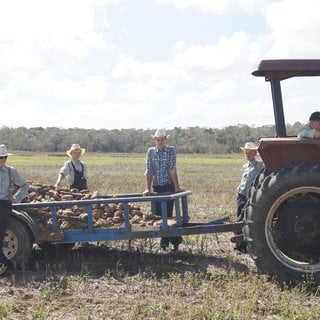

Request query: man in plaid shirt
[{"left": 143, "top": 129, "right": 184, "bottom": 251}]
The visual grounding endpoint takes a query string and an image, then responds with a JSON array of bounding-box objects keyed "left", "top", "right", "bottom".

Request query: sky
[{"left": 1, "top": 0, "right": 320, "bottom": 130}]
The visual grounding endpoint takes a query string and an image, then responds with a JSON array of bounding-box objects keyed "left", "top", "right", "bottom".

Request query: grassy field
[{"left": 0, "top": 152, "right": 319, "bottom": 320}]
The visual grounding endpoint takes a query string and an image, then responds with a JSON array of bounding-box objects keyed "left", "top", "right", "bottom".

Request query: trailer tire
[
  {"left": 244, "top": 164, "right": 320, "bottom": 282},
  {"left": 4, "top": 218, "right": 33, "bottom": 265}
]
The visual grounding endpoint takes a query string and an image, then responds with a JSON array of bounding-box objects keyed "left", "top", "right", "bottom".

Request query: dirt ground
[{"left": 0, "top": 233, "right": 257, "bottom": 319}]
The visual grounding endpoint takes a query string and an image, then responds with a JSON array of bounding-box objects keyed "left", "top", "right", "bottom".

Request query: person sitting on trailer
[
  {"left": 54, "top": 143, "right": 88, "bottom": 191},
  {"left": 0, "top": 144, "right": 29, "bottom": 275},
  {"left": 235, "top": 142, "right": 264, "bottom": 252},
  {"left": 298, "top": 111, "right": 320, "bottom": 138},
  {"left": 143, "top": 129, "right": 184, "bottom": 251}
]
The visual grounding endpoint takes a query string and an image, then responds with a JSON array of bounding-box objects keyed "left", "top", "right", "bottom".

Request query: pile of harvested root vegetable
[{"left": 20, "top": 182, "right": 164, "bottom": 241}]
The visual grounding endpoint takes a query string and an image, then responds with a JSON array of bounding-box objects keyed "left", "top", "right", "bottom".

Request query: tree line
[{"left": 0, "top": 122, "right": 303, "bottom": 154}]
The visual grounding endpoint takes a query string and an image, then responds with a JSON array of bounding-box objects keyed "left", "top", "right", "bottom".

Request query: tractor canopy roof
[
  {"left": 251, "top": 59, "right": 320, "bottom": 138},
  {"left": 252, "top": 59, "right": 320, "bottom": 81}
]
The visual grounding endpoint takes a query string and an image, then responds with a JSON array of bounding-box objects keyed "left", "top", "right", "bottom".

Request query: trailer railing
[{"left": 13, "top": 191, "right": 242, "bottom": 243}]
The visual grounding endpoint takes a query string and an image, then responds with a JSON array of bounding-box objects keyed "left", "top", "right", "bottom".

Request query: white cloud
[
  {"left": 265, "top": 0, "right": 320, "bottom": 57},
  {"left": 0, "top": 0, "right": 320, "bottom": 130},
  {"left": 113, "top": 56, "right": 180, "bottom": 79},
  {"left": 0, "top": 0, "right": 110, "bottom": 70},
  {"left": 155, "top": 0, "right": 268, "bottom": 14},
  {"left": 120, "top": 79, "right": 173, "bottom": 101},
  {"left": 172, "top": 32, "right": 253, "bottom": 78}
]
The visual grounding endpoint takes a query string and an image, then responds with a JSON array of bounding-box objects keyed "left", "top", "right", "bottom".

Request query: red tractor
[{"left": 244, "top": 59, "right": 320, "bottom": 281}]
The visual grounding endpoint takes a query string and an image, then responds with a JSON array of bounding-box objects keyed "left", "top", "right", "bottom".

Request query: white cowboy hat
[
  {"left": 151, "top": 129, "right": 170, "bottom": 139},
  {"left": 0, "top": 144, "right": 13, "bottom": 157},
  {"left": 66, "top": 144, "right": 86, "bottom": 157},
  {"left": 240, "top": 142, "right": 258, "bottom": 151}
]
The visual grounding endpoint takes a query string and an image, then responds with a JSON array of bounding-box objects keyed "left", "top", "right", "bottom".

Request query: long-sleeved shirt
[
  {"left": 0, "top": 165, "right": 29, "bottom": 203},
  {"left": 237, "top": 159, "right": 264, "bottom": 197},
  {"left": 144, "top": 145, "right": 177, "bottom": 186},
  {"left": 59, "top": 159, "right": 88, "bottom": 186},
  {"left": 298, "top": 123, "right": 316, "bottom": 138}
]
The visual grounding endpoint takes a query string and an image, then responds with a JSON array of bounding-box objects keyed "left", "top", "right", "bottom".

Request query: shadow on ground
[{"left": 6, "top": 241, "right": 253, "bottom": 286}]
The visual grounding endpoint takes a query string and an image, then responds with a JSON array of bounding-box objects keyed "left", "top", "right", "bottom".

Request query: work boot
[
  {"left": 0, "top": 259, "right": 13, "bottom": 276},
  {"left": 170, "top": 236, "right": 183, "bottom": 251},
  {"left": 160, "top": 238, "right": 170, "bottom": 250},
  {"left": 0, "top": 256, "right": 13, "bottom": 268},
  {"left": 234, "top": 241, "right": 247, "bottom": 254}
]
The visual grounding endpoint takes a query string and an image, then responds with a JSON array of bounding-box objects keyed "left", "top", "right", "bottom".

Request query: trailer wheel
[
  {"left": 244, "top": 164, "right": 320, "bottom": 282},
  {"left": 3, "top": 218, "right": 33, "bottom": 265}
]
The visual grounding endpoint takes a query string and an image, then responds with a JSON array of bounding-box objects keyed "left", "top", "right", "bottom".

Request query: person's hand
[
  {"left": 175, "top": 186, "right": 184, "bottom": 193},
  {"left": 314, "top": 130, "right": 320, "bottom": 138},
  {"left": 143, "top": 189, "right": 150, "bottom": 196},
  {"left": 54, "top": 182, "right": 60, "bottom": 190}
]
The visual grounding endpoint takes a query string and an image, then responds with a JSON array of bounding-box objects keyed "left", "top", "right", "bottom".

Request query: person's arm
[
  {"left": 143, "top": 148, "right": 154, "bottom": 196},
  {"left": 143, "top": 174, "right": 153, "bottom": 196},
  {"left": 54, "top": 161, "right": 70, "bottom": 189},
  {"left": 54, "top": 172, "right": 65, "bottom": 190},
  {"left": 12, "top": 169, "right": 29, "bottom": 203},
  {"left": 168, "top": 146, "right": 183, "bottom": 192},
  {"left": 298, "top": 124, "right": 318, "bottom": 138},
  {"left": 169, "top": 170, "right": 183, "bottom": 192}
]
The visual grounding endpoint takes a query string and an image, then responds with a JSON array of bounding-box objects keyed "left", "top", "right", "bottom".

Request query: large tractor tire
[
  {"left": 3, "top": 218, "right": 34, "bottom": 265},
  {"left": 244, "top": 164, "right": 320, "bottom": 282}
]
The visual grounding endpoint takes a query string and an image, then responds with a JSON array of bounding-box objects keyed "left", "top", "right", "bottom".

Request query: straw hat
[
  {"left": 240, "top": 142, "right": 258, "bottom": 151},
  {"left": 66, "top": 144, "right": 86, "bottom": 157},
  {"left": 0, "top": 144, "right": 13, "bottom": 157},
  {"left": 151, "top": 129, "right": 170, "bottom": 139}
]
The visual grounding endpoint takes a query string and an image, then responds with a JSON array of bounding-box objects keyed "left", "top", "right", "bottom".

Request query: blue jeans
[
  {"left": 0, "top": 200, "right": 12, "bottom": 264},
  {"left": 153, "top": 183, "right": 182, "bottom": 248}
]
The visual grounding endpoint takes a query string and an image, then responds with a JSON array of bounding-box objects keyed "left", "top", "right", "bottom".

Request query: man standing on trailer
[
  {"left": 143, "top": 129, "right": 184, "bottom": 251},
  {"left": 0, "top": 144, "right": 29, "bottom": 274}
]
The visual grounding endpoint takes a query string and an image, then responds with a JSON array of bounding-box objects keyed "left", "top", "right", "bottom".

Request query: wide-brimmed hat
[
  {"left": 66, "top": 144, "right": 86, "bottom": 157},
  {"left": 0, "top": 144, "right": 12, "bottom": 157},
  {"left": 240, "top": 142, "right": 258, "bottom": 151},
  {"left": 151, "top": 129, "right": 170, "bottom": 139}
]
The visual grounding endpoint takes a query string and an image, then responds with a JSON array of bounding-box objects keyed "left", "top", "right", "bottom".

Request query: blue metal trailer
[{"left": 4, "top": 191, "right": 242, "bottom": 266}]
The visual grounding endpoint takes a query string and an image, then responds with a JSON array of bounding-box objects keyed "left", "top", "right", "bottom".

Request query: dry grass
[{"left": 0, "top": 152, "right": 319, "bottom": 320}]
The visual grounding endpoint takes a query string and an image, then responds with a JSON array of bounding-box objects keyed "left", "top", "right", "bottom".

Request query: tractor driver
[{"left": 298, "top": 111, "right": 320, "bottom": 139}]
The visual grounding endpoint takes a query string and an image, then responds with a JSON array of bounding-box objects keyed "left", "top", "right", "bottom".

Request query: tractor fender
[{"left": 11, "top": 209, "right": 40, "bottom": 241}]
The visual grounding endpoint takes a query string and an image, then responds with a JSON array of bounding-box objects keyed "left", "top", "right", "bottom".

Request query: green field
[
  {"left": 0, "top": 153, "right": 319, "bottom": 320},
  {"left": 9, "top": 152, "right": 242, "bottom": 219}
]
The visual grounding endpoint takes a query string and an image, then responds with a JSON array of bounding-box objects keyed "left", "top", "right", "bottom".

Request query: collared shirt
[
  {"left": 237, "top": 159, "right": 264, "bottom": 196},
  {"left": 144, "top": 145, "right": 177, "bottom": 186},
  {"left": 298, "top": 124, "right": 316, "bottom": 138},
  {"left": 0, "top": 165, "right": 29, "bottom": 203},
  {"left": 59, "top": 159, "right": 88, "bottom": 186}
]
